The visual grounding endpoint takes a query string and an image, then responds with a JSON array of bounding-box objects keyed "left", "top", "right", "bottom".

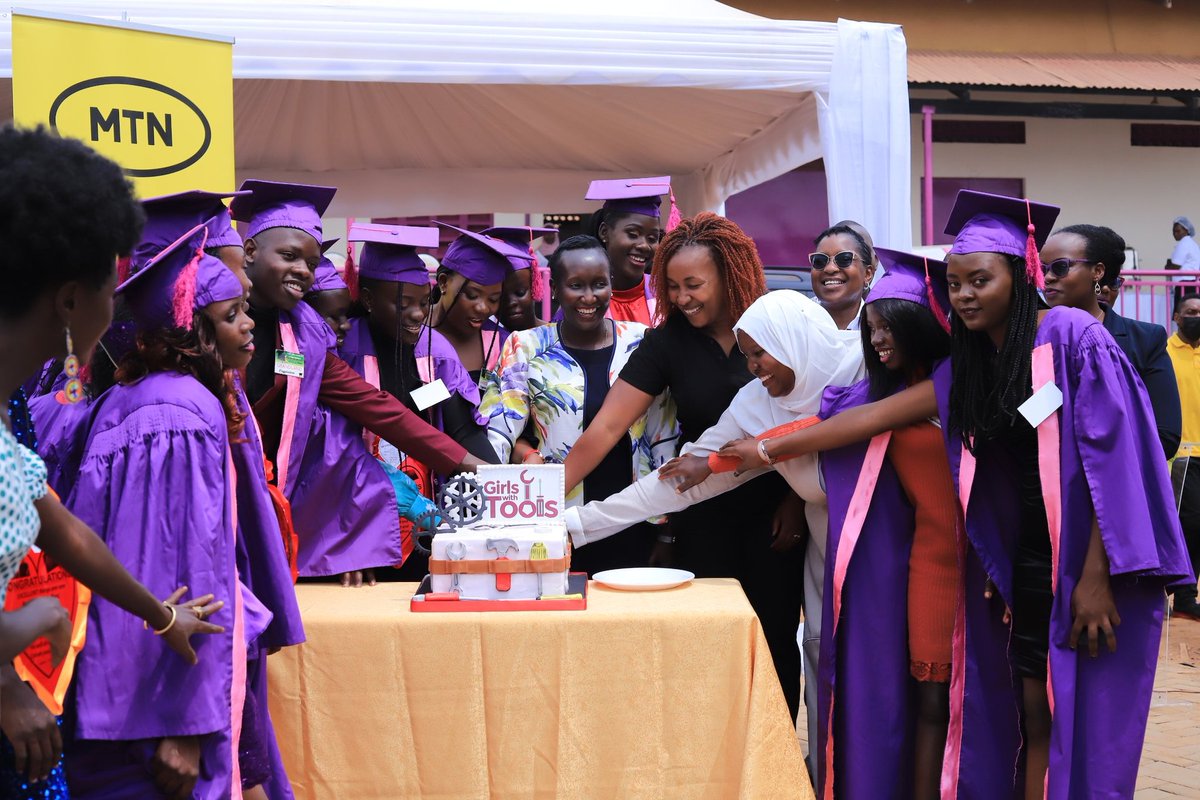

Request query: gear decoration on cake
[
  {"left": 410, "top": 507, "right": 443, "bottom": 556},
  {"left": 439, "top": 473, "right": 486, "bottom": 527}
]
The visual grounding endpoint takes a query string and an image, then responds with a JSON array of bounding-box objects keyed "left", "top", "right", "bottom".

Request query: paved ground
[
  {"left": 1136, "top": 613, "right": 1200, "bottom": 798},
  {"left": 795, "top": 612, "right": 1200, "bottom": 796}
]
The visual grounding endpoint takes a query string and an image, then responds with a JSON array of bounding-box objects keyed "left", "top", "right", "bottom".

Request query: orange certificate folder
[{"left": 3, "top": 550, "right": 91, "bottom": 714}]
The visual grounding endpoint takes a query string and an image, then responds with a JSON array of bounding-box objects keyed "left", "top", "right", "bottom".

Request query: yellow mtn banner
[{"left": 12, "top": 10, "right": 234, "bottom": 197}]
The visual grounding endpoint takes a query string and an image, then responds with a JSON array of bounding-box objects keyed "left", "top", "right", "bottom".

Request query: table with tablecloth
[{"left": 267, "top": 578, "right": 811, "bottom": 799}]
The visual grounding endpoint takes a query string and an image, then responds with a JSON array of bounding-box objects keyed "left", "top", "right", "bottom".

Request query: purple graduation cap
[
  {"left": 585, "top": 176, "right": 681, "bottom": 230},
  {"left": 872, "top": 247, "right": 951, "bottom": 332},
  {"left": 349, "top": 223, "right": 439, "bottom": 285},
  {"left": 309, "top": 258, "right": 346, "bottom": 294},
  {"left": 229, "top": 179, "right": 336, "bottom": 246},
  {"left": 309, "top": 238, "right": 347, "bottom": 293},
  {"left": 481, "top": 226, "right": 555, "bottom": 272},
  {"left": 436, "top": 222, "right": 533, "bottom": 287},
  {"left": 944, "top": 189, "right": 1060, "bottom": 289},
  {"left": 132, "top": 189, "right": 249, "bottom": 273},
  {"left": 118, "top": 224, "right": 245, "bottom": 331}
]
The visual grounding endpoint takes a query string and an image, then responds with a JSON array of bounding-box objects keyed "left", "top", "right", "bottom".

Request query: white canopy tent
[{"left": 0, "top": 1, "right": 912, "bottom": 249}]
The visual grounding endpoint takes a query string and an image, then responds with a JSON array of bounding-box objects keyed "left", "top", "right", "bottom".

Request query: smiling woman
[
  {"left": 586, "top": 176, "right": 673, "bottom": 326},
  {"left": 560, "top": 215, "right": 812, "bottom": 723},
  {"left": 942, "top": 190, "right": 1191, "bottom": 799},
  {"left": 428, "top": 224, "right": 533, "bottom": 387},
  {"left": 809, "top": 223, "right": 876, "bottom": 330}
]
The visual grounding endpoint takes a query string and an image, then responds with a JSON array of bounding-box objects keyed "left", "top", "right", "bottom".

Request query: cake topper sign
[{"left": 476, "top": 464, "right": 564, "bottom": 523}]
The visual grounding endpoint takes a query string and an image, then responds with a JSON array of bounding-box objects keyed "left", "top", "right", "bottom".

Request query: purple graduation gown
[
  {"left": 816, "top": 373, "right": 1018, "bottom": 799},
  {"left": 274, "top": 301, "right": 404, "bottom": 577},
  {"left": 65, "top": 372, "right": 238, "bottom": 800},
  {"left": 340, "top": 319, "right": 487, "bottom": 428},
  {"left": 938, "top": 307, "right": 1193, "bottom": 798}
]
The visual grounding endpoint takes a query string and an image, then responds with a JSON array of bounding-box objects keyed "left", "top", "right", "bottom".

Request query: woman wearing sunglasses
[
  {"left": 1041, "top": 225, "right": 1181, "bottom": 459},
  {"left": 809, "top": 223, "right": 877, "bottom": 330}
]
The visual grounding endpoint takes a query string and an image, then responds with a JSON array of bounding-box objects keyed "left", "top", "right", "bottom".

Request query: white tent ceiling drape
[{"left": 0, "top": 1, "right": 912, "bottom": 249}]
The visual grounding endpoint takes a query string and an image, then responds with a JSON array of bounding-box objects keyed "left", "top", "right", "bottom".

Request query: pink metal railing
[{"left": 1111, "top": 270, "right": 1200, "bottom": 332}]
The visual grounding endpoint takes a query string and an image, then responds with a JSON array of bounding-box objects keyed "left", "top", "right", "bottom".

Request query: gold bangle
[{"left": 147, "top": 604, "right": 178, "bottom": 636}]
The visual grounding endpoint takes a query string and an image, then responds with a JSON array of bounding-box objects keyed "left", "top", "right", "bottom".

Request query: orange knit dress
[{"left": 888, "top": 420, "right": 960, "bottom": 682}]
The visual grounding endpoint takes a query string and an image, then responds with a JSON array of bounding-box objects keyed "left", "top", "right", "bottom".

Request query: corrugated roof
[{"left": 908, "top": 51, "right": 1200, "bottom": 92}]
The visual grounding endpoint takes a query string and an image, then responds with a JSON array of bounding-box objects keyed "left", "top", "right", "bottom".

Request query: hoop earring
[{"left": 63, "top": 326, "right": 84, "bottom": 404}]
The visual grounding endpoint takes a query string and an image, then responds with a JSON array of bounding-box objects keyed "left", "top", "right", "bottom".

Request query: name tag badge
[
  {"left": 1018, "top": 381, "right": 1063, "bottom": 427},
  {"left": 274, "top": 350, "right": 305, "bottom": 378},
  {"left": 410, "top": 379, "right": 451, "bottom": 411}
]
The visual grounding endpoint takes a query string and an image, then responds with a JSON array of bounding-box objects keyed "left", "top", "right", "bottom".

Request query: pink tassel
[
  {"left": 1025, "top": 199, "right": 1044, "bottom": 290},
  {"left": 666, "top": 187, "right": 682, "bottom": 232},
  {"left": 116, "top": 256, "right": 131, "bottom": 284},
  {"left": 170, "top": 228, "right": 209, "bottom": 330},
  {"left": 532, "top": 263, "right": 548, "bottom": 301},
  {"left": 171, "top": 250, "right": 201, "bottom": 329},
  {"left": 526, "top": 228, "right": 548, "bottom": 301},
  {"left": 344, "top": 242, "right": 359, "bottom": 301},
  {"left": 924, "top": 258, "right": 950, "bottom": 333}
]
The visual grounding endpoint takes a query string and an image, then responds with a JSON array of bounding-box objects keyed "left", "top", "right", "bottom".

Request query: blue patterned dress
[{"left": 1, "top": 389, "right": 69, "bottom": 799}]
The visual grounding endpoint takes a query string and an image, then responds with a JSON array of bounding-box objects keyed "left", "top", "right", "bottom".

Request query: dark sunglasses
[
  {"left": 1041, "top": 258, "right": 1097, "bottom": 278},
  {"left": 808, "top": 250, "right": 862, "bottom": 270}
]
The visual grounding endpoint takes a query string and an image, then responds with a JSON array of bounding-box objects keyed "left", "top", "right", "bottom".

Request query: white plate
[{"left": 591, "top": 567, "right": 695, "bottom": 591}]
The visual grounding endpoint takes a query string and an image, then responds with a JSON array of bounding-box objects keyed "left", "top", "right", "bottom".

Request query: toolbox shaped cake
[{"left": 426, "top": 465, "right": 572, "bottom": 601}]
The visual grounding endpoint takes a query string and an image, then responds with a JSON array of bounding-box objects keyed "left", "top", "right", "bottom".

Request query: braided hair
[
  {"left": 650, "top": 212, "right": 766, "bottom": 325},
  {"left": 949, "top": 255, "right": 1040, "bottom": 451}
]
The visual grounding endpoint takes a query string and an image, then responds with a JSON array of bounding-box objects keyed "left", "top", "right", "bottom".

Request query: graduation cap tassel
[
  {"left": 530, "top": 229, "right": 547, "bottom": 303},
  {"left": 344, "top": 241, "right": 359, "bottom": 302},
  {"left": 116, "top": 255, "right": 132, "bottom": 284},
  {"left": 924, "top": 258, "right": 951, "bottom": 333},
  {"left": 170, "top": 229, "right": 210, "bottom": 330},
  {"left": 1025, "top": 199, "right": 1044, "bottom": 290},
  {"left": 171, "top": 251, "right": 202, "bottom": 329},
  {"left": 666, "top": 187, "right": 682, "bottom": 232}
]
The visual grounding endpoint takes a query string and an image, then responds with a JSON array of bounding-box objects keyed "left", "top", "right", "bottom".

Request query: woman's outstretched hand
[
  {"left": 158, "top": 586, "right": 225, "bottom": 665},
  {"left": 658, "top": 455, "right": 712, "bottom": 493}
]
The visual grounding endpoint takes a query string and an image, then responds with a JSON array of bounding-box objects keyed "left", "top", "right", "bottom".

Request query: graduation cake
[{"left": 424, "top": 465, "right": 572, "bottom": 601}]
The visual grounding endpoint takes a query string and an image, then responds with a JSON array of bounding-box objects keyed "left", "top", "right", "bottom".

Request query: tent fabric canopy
[{"left": 0, "top": 1, "right": 912, "bottom": 249}]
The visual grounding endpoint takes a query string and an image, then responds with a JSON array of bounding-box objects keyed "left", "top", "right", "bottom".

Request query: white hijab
[{"left": 727, "top": 290, "right": 864, "bottom": 434}]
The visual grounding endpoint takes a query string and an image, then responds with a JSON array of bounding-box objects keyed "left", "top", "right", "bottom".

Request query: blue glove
[{"left": 381, "top": 461, "right": 442, "bottom": 524}]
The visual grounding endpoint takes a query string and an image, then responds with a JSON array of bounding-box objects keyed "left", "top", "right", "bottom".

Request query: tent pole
[{"left": 922, "top": 105, "right": 935, "bottom": 246}]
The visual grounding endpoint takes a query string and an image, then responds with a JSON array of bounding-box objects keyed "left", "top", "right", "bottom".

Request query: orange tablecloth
[{"left": 268, "top": 578, "right": 811, "bottom": 799}]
